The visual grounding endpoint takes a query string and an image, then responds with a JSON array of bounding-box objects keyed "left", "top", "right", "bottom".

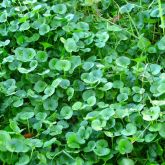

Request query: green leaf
[
  {"left": 72, "top": 101, "right": 83, "bottom": 110},
  {"left": 121, "top": 123, "right": 137, "bottom": 136},
  {"left": 43, "top": 98, "right": 58, "bottom": 111},
  {"left": 159, "top": 123, "right": 165, "bottom": 138},
  {"left": 118, "top": 158, "right": 134, "bottom": 165},
  {"left": 15, "top": 155, "right": 30, "bottom": 165},
  {"left": 81, "top": 70, "right": 103, "bottom": 84},
  {"left": 148, "top": 46, "right": 157, "bottom": 54},
  {"left": 132, "top": 86, "right": 145, "bottom": 94},
  {"left": 117, "top": 93, "right": 128, "bottom": 102},
  {"left": 52, "top": 78, "right": 62, "bottom": 88},
  {"left": 108, "top": 25, "right": 122, "bottom": 31},
  {"left": 34, "top": 80, "right": 47, "bottom": 93},
  {"left": 157, "top": 36, "right": 165, "bottom": 50},
  {"left": 52, "top": 4, "right": 67, "bottom": 14},
  {"left": 6, "top": 139, "right": 30, "bottom": 153},
  {"left": 119, "top": 3, "right": 135, "bottom": 14},
  {"left": 69, "top": 56, "right": 81, "bottom": 73},
  {"left": 82, "top": 90, "right": 95, "bottom": 101},
  {"left": 94, "top": 147, "right": 110, "bottom": 156},
  {"left": 145, "top": 133, "right": 157, "bottom": 142},
  {"left": 93, "top": 139, "right": 110, "bottom": 156},
  {"left": 15, "top": 47, "right": 36, "bottom": 62},
  {"left": 148, "top": 64, "right": 161, "bottom": 75},
  {"left": 0, "top": 39, "right": 10, "bottom": 47},
  {"left": 116, "top": 56, "right": 130, "bottom": 67},
  {"left": 82, "top": 62, "right": 94, "bottom": 71},
  {"left": 39, "top": 24, "right": 50, "bottom": 35},
  {"left": 1, "top": 0, "right": 11, "bottom": 8},
  {"left": 60, "top": 106, "right": 73, "bottom": 119},
  {"left": 39, "top": 42, "right": 53, "bottom": 49},
  {"left": 0, "top": 131, "right": 11, "bottom": 151},
  {"left": 120, "top": 87, "right": 131, "bottom": 95},
  {"left": 13, "top": 98, "right": 23, "bottom": 107},
  {"left": 87, "top": 96, "right": 96, "bottom": 106},
  {"left": 28, "top": 139, "right": 43, "bottom": 148},
  {"left": 66, "top": 132, "right": 85, "bottom": 148},
  {"left": 19, "top": 112, "right": 34, "bottom": 120},
  {"left": 113, "top": 80, "right": 124, "bottom": 89},
  {"left": 43, "top": 138, "right": 56, "bottom": 147},
  {"left": 157, "top": 83, "right": 165, "bottom": 93},
  {"left": 1, "top": 79, "right": 16, "bottom": 95},
  {"left": 55, "top": 60, "right": 71, "bottom": 71},
  {"left": 19, "top": 21, "right": 30, "bottom": 31},
  {"left": 77, "top": 22, "right": 89, "bottom": 31},
  {"left": 0, "top": 0, "right": 165, "bottom": 163},
  {"left": 150, "top": 8, "right": 160, "bottom": 17},
  {"left": 95, "top": 31, "right": 109, "bottom": 48},
  {"left": 84, "top": 141, "right": 95, "bottom": 152},
  {"left": 64, "top": 38, "right": 77, "bottom": 52},
  {"left": 133, "top": 94, "right": 142, "bottom": 102},
  {"left": 9, "top": 120, "right": 21, "bottom": 133},
  {"left": 36, "top": 51, "right": 48, "bottom": 62},
  {"left": 18, "top": 60, "right": 38, "bottom": 73},
  {"left": 36, "top": 112, "right": 47, "bottom": 121},
  {"left": 59, "top": 79, "right": 70, "bottom": 89},
  {"left": 99, "top": 82, "right": 113, "bottom": 91},
  {"left": 66, "top": 87, "right": 74, "bottom": 101},
  {"left": 117, "top": 139, "right": 133, "bottom": 154},
  {"left": 142, "top": 106, "right": 160, "bottom": 121},
  {"left": 44, "top": 85, "right": 55, "bottom": 97},
  {"left": 0, "top": 11, "right": 7, "bottom": 22},
  {"left": 149, "top": 123, "right": 161, "bottom": 132},
  {"left": 138, "top": 36, "right": 151, "bottom": 50},
  {"left": 91, "top": 119, "right": 106, "bottom": 131},
  {"left": 100, "top": 108, "right": 115, "bottom": 120},
  {"left": 49, "top": 58, "right": 57, "bottom": 70}
]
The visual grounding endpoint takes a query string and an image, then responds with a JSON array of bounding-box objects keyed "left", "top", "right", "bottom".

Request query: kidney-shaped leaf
[
  {"left": 0, "top": 131, "right": 11, "bottom": 151},
  {"left": 117, "top": 139, "right": 133, "bottom": 154}
]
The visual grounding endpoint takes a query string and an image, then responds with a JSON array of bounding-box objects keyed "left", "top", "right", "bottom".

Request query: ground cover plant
[{"left": 0, "top": 0, "right": 165, "bottom": 164}]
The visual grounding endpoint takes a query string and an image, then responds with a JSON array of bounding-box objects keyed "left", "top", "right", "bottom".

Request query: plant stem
[
  {"left": 27, "top": 119, "right": 30, "bottom": 133},
  {"left": 158, "top": 0, "right": 165, "bottom": 34}
]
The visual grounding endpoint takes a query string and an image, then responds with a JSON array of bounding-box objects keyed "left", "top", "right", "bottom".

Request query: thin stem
[
  {"left": 158, "top": 0, "right": 165, "bottom": 34},
  {"left": 127, "top": 13, "right": 140, "bottom": 37},
  {"left": 139, "top": 0, "right": 142, "bottom": 6},
  {"left": 27, "top": 119, "right": 30, "bottom": 133}
]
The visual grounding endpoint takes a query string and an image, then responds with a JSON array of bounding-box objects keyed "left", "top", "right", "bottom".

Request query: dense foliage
[{"left": 0, "top": 0, "right": 165, "bottom": 164}]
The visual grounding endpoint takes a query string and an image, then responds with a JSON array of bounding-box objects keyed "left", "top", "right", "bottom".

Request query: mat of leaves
[{"left": 0, "top": 0, "right": 165, "bottom": 165}]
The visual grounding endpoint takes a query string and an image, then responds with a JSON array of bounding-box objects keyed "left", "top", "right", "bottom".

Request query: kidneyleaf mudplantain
[
  {"left": 0, "top": 131, "right": 11, "bottom": 152},
  {"left": 55, "top": 60, "right": 71, "bottom": 71},
  {"left": 39, "top": 24, "right": 50, "bottom": 35},
  {"left": 157, "top": 36, "right": 165, "bottom": 50},
  {"left": 64, "top": 38, "right": 77, "bottom": 52},
  {"left": 115, "top": 56, "right": 131, "bottom": 68},
  {"left": 6, "top": 139, "right": 30, "bottom": 153},
  {"left": 117, "top": 139, "right": 133, "bottom": 154},
  {"left": 15, "top": 47, "right": 36, "bottom": 62},
  {"left": 0, "top": 0, "right": 164, "bottom": 164},
  {"left": 93, "top": 139, "right": 111, "bottom": 156},
  {"left": 36, "top": 51, "right": 48, "bottom": 62},
  {"left": 60, "top": 106, "right": 73, "bottom": 119},
  {"left": 52, "top": 4, "right": 67, "bottom": 14}
]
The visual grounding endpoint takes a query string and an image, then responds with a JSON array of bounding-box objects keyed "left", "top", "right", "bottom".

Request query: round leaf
[
  {"left": 64, "top": 38, "right": 77, "bottom": 52},
  {"left": 116, "top": 56, "right": 130, "bottom": 67},
  {"left": 39, "top": 24, "right": 50, "bottom": 35},
  {"left": 117, "top": 139, "right": 133, "bottom": 154},
  {"left": 55, "top": 60, "right": 71, "bottom": 71},
  {"left": 60, "top": 106, "right": 73, "bottom": 119},
  {"left": 52, "top": 4, "right": 67, "bottom": 14}
]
